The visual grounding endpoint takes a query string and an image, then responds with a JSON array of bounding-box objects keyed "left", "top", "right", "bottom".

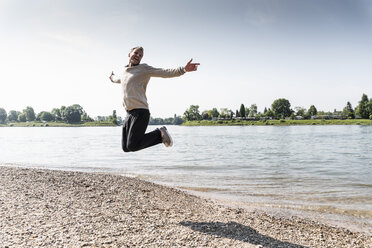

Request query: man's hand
[
  {"left": 109, "top": 71, "right": 114, "bottom": 82},
  {"left": 185, "top": 59, "right": 200, "bottom": 72}
]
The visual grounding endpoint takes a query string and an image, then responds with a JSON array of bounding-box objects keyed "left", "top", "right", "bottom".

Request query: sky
[{"left": 1, "top": 0, "right": 372, "bottom": 118}]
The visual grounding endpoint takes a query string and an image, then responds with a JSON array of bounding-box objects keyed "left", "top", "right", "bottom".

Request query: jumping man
[{"left": 109, "top": 46, "right": 200, "bottom": 152}]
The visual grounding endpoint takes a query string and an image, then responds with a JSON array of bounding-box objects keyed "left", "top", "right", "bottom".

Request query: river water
[{"left": 0, "top": 125, "right": 371, "bottom": 232}]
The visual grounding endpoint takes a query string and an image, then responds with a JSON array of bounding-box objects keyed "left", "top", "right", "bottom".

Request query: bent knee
[
  {"left": 122, "top": 144, "right": 131, "bottom": 153},
  {"left": 127, "top": 143, "right": 140, "bottom": 152}
]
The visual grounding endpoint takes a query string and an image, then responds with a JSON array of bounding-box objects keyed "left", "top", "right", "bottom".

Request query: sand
[{"left": 0, "top": 166, "right": 370, "bottom": 247}]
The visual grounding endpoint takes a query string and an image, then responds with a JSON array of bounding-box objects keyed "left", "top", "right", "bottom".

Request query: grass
[
  {"left": 1, "top": 121, "right": 118, "bottom": 127},
  {"left": 182, "top": 119, "right": 372, "bottom": 126}
]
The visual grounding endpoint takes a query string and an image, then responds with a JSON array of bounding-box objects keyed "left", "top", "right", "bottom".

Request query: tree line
[
  {"left": 0, "top": 104, "right": 120, "bottom": 125},
  {"left": 182, "top": 93, "right": 372, "bottom": 121},
  {"left": 2, "top": 93, "right": 371, "bottom": 125}
]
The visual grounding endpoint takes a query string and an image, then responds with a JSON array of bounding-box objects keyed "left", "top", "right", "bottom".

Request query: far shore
[
  {"left": 182, "top": 119, "right": 372, "bottom": 126},
  {"left": 0, "top": 166, "right": 370, "bottom": 247},
  {"left": 1, "top": 119, "right": 372, "bottom": 127},
  {"left": 0, "top": 121, "right": 117, "bottom": 127}
]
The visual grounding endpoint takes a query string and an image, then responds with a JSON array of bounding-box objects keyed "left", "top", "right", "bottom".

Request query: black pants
[{"left": 122, "top": 109, "right": 162, "bottom": 152}]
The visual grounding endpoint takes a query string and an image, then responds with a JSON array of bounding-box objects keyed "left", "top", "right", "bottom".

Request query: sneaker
[{"left": 159, "top": 126, "right": 173, "bottom": 147}]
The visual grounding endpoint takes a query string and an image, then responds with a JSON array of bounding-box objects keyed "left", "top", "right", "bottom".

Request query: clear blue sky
[{"left": 1, "top": 0, "right": 372, "bottom": 118}]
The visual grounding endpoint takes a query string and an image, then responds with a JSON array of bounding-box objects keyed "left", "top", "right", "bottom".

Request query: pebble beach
[{"left": 0, "top": 166, "right": 370, "bottom": 247}]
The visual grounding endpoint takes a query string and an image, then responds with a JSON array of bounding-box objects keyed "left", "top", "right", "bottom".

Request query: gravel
[{"left": 0, "top": 166, "right": 370, "bottom": 247}]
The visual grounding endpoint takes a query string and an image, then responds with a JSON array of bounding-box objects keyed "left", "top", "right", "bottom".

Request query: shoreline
[
  {"left": 175, "top": 185, "right": 372, "bottom": 235},
  {"left": 182, "top": 119, "right": 372, "bottom": 126},
  {"left": 2, "top": 118, "right": 372, "bottom": 127},
  {"left": 0, "top": 166, "right": 370, "bottom": 247}
]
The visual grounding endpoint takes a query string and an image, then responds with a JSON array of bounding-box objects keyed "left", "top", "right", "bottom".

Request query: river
[{"left": 0, "top": 125, "right": 371, "bottom": 232}]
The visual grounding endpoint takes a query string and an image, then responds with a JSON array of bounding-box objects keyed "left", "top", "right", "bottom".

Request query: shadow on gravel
[{"left": 180, "top": 221, "right": 308, "bottom": 248}]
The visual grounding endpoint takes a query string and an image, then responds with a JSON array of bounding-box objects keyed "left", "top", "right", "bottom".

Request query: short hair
[{"left": 131, "top": 46, "right": 144, "bottom": 53}]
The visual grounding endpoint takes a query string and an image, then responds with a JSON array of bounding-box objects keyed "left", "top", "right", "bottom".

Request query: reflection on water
[{"left": 0, "top": 125, "right": 371, "bottom": 229}]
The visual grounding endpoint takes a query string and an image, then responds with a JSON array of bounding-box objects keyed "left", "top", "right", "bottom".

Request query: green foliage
[
  {"left": 65, "top": 104, "right": 83, "bottom": 123},
  {"left": 264, "top": 108, "right": 274, "bottom": 118},
  {"left": 108, "top": 110, "right": 118, "bottom": 125},
  {"left": 60, "top": 106, "right": 67, "bottom": 121},
  {"left": 0, "top": 108, "right": 7, "bottom": 123},
  {"left": 271, "top": 98, "right": 292, "bottom": 118},
  {"left": 149, "top": 115, "right": 184, "bottom": 125},
  {"left": 183, "top": 119, "right": 372, "bottom": 126},
  {"left": 81, "top": 111, "right": 94, "bottom": 122},
  {"left": 308, "top": 105, "right": 318, "bottom": 117},
  {"left": 173, "top": 115, "right": 184, "bottom": 125},
  {"left": 18, "top": 113, "right": 27, "bottom": 122},
  {"left": 201, "top": 111, "right": 211, "bottom": 120},
  {"left": 219, "top": 108, "right": 230, "bottom": 119},
  {"left": 8, "top": 110, "right": 20, "bottom": 122},
  {"left": 40, "top": 111, "right": 55, "bottom": 122},
  {"left": 239, "top": 104, "right": 246, "bottom": 117},
  {"left": 294, "top": 106, "right": 306, "bottom": 117},
  {"left": 356, "top": 94, "right": 370, "bottom": 119},
  {"left": 52, "top": 108, "right": 62, "bottom": 121},
  {"left": 23, "top": 106, "right": 36, "bottom": 121},
  {"left": 249, "top": 104, "right": 257, "bottom": 117},
  {"left": 183, "top": 105, "right": 201, "bottom": 121},
  {"left": 342, "top": 101, "right": 355, "bottom": 119},
  {"left": 209, "top": 108, "right": 219, "bottom": 118}
]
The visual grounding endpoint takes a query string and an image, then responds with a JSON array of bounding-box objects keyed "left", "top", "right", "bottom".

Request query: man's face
[{"left": 128, "top": 48, "right": 143, "bottom": 65}]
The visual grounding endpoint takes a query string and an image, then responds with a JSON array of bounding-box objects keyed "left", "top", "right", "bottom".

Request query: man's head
[{"left": 128, "top": 46, "right": 144, "bottom": 66}]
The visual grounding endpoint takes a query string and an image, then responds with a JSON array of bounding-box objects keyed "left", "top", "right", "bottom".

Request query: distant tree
[
  {"left": 40, "top": 111, "right": 55, "bottom": 122},
  {"left": 263, "top": 107, "right": 268, "bottom": 114},
  {"left": 235, "top": 110, "right": 239, "bottom": 118},
  {"left": 271, "top": 99, "right": 292, "bottom": 118},
  {"left": 307, "top": 105, "right": 318, "bottom": 117},
  {"left": 23, "top": 106, "right": 36, "bottom": 121},
  {"left": 96, "top": 116, "right": 108, "bottom": 122},
  {"left": 245, "top": 107, "right": 250, "bottom": 117},
  {"left": 60, "top": 106, "right": 67, "bottom": 121},
  {"left": 64, "top": 104, "right": 83, "bottom": 123},
  {"left": 52, "top": 108, "right": 62, "bottom": 121},
  {"left": 208, "top": 108, "right": 219, "bottom": 118},
  {"left": 264, "top": 108, "right": 275, "bottom": 118},
  {"left": 0, "top": 108, "right": 7, "bottom": 123},
  {"left": 173, "top": 115, "right": 184, "bottom": 125},
  {"left": 294, "top": 106, "right": 306, "bottom": 117},
  {"left": 202, "top": 110, "right": 211, "bottom": 120},
  {"left": 342, "top": 102, "right": 355, "bottom": 119},
  {"left": 229, "top": 110, "right": 234, "bottom": 119},
  {"left": 239, "top": 104, "right": 246, "bottom": 117},
  {"left": 368, "top": 99, "right": 372, "bottom": 118},
  {"left": 8, "top": 110, "right": 19, "bottom": 122},
  {"left": 249, "top": 104, "right": 257, "bottom": 117},
  {"left": 18, "top": 113, "right": 27, "bottom": 122},
  {"left": 219, "top": 108, "right": 229, "bottom": 119},
  {"left": 81, "top": 111, "right": 93, "bottom": 122},
  {"left": 108, "top": 110, "right": 118, "bottom": 125},
  {"left": 356, "top": 94, "right": 370, "bottom": 119},
  {"left": 183, "top": 105, "right": 201, "bottom": 121}
]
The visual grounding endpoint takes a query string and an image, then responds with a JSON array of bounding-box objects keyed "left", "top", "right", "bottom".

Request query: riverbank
[
  {"left": 0, "top": 166, "right": 369, "bottom": 247},
  {"left": 183, "top": 119, "right": 372, "bottom": 126},
  {"left": 0, "top": 121, "right": 117, "bottom": 127}
]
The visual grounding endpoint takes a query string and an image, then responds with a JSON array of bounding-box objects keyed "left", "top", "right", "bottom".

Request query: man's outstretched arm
[{"left": 146, "top": 59, "right": 200, "bottom": 78}]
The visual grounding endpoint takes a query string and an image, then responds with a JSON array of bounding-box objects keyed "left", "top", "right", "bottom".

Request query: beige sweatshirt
[{"left": 111, "top": 63, "right": 186, "bottom": 111}]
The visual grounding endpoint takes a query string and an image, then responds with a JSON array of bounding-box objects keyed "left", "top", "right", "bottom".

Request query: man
[{"left": 109, "top": 46, "right": 200, "bottom": 152}]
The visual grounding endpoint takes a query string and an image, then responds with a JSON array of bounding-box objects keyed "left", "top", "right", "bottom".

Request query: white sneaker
[{"left": 159, "top": 126, "right": 173, "bottom": 147}]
